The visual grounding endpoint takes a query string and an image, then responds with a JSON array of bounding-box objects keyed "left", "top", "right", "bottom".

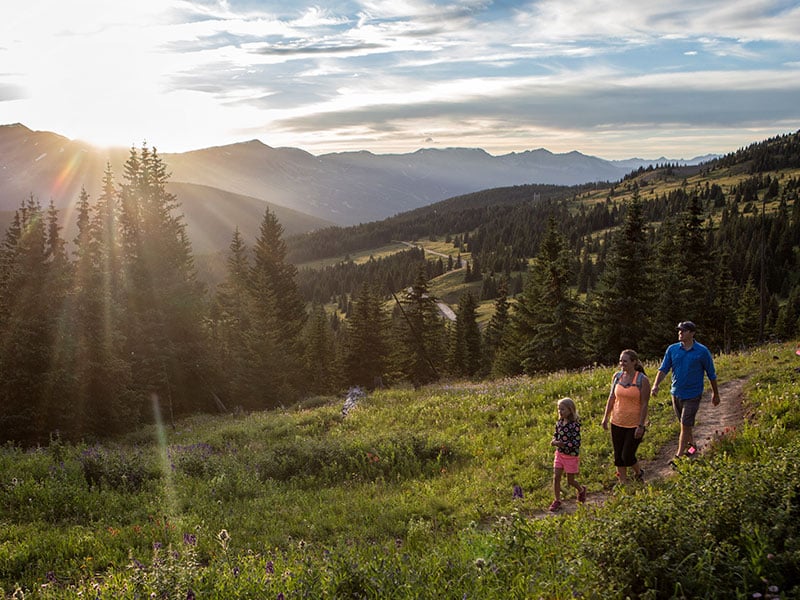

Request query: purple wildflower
[
  {"left": 512, "top": 484, "right": 524, "bottom": 499},
  {"left": 186, "top": 591, "right": 196, "bottom": 600},
  {"left": 277, "top": 594, "right": 285, "bottom": 600},
  {"left": 265, "top": 560, "right": 275, "bottom": 574},
  {"left": 183, "top": 533, "right": 197, "bottom": 546},
  {"left": 153, "top": 541, "right": 162, "bottom": 550}
]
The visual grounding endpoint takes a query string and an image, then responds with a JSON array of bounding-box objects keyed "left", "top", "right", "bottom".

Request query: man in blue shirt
[{"left": 651, "top": 321, "right": 721, "bottom": 459}]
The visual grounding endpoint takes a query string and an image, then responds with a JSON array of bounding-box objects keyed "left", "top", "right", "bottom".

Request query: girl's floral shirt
[{"left": 553, "top": 419, "right": 581, "bottom": 456}]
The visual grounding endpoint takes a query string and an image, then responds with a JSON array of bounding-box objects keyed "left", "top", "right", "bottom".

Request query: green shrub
[
  {"left": 78, "top": 444, "right": 159, "bottom": 492},
  {"left": 254, "top": 433, "right": 459, "bottom": 486},
  {"left": 580, "top": 443, "right": 800, "bottom": 598}
]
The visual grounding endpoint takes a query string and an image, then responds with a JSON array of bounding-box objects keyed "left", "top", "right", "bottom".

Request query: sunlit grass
[{"left": 3, "top": 342, "right": 799, "bottom": 598}]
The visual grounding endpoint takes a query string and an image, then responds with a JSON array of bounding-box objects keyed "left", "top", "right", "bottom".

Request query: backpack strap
[{"left": 614, "top": 371, "right": 642, "bottom": 388}]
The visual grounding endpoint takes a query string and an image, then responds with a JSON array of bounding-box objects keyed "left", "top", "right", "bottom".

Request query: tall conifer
[
  {"left": 392, "top": 267, "right": 444, "bottom": 387},
  {"left": 588, "top": 192, "right": 653, "bottom": 362},
  {"left": 448, "top": 290, "right": 482, "bottom": 377},
  {"left": 117, "top": 145, "right": 209, "bottom": 419},
  {"left": 502, "top": 218, "right": 584, "bottom": 374},
  {"left": 345, "top": 283, "right": 389, "bottom": 389}
]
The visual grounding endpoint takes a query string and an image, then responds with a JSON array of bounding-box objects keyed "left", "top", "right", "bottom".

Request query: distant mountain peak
[
  {"left": 0, "top": 121, "right": 725, "bottom": 237},
  {"left": 1, "top": 123, "right": 30, "bottom": 131}
]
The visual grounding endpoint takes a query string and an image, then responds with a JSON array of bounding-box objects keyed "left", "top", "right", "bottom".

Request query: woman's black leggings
[{"left": 611, "top": 423, "right": 642, "bottom": 467}]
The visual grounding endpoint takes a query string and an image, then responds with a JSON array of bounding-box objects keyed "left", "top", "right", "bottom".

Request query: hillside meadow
[{"left": 2, "top": 342, "right": 799, "bottom": 598}]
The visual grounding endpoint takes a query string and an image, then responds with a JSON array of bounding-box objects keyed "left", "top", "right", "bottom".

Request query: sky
[{"left": 1, "top": 0, "right": 799, "bottom": 159}]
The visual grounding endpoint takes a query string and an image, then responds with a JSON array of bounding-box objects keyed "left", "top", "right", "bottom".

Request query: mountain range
[{"left": 0, "top": 123, "right": 717, "bottom": 252}]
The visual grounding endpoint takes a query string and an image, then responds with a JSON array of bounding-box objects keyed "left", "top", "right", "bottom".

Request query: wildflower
[
  {"left": 183, "top": 533, "right": 197, "bottom": 546},
  {"left": 265, "top": 560, "right": 275, "bottom": 575},
  {"left": 233, "top": 566, "right": 240, "bottom": 577},
  {"left": 153, "top": 542, "right": 162, "bottom": 551},
  {"left": 46, "top": 571, "right": 56, "bottom": 583},
  {"left": 277, "top": 594, "right": 285, "bottom": 600},
  {"left": 217, "top": 529, "right": 231, "bottom": 550},
  {"left": 474, "top": 558, "right": 486, "bottom": 570},
  {"left": 512, "top": 484, "right": 524, "bottom": 499},
  {"left": 186, "top": 591, "right": 196, "bottom": 600}
]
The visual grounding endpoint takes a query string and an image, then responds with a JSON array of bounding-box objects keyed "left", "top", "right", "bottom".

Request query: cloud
[
  {"left": 253, "top": 42, "right": 386, "bottom": 56},
  {"left": 0, "top": 82, "right": 25, "bottom": 102},
  {"left": 1, "top": 0, "right": 799, "bottom": 157}
]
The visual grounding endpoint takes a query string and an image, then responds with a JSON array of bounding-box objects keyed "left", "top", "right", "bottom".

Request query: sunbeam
[{"left": 152, "top": 392, "right": 178, "bottom": 520}]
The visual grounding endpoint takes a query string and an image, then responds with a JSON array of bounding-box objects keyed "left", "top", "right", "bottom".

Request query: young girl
[{"left": 549, "top": 397, "right": 587, "bottom": 511}]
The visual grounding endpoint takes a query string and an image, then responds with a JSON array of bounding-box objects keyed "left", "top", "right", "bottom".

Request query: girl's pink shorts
[{"left": 553, "top": 451, "right": 580, "bottom": 474}]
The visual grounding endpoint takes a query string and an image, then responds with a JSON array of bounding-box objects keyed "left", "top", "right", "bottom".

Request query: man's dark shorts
[{"left": 672, "top": 395, "right": 701, "bottom": 426}]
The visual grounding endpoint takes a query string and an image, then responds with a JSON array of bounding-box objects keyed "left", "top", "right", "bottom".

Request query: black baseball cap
[{"left": 677, "top": 321, "right": 696, "bottom": 332}]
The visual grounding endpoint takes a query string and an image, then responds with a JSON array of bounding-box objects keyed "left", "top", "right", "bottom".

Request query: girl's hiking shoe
[
  {"left": 548, "top": 500, "right": 561, "bottom": 512},
  {"left": 578, "top": 486, "right": 587, "bottom": 503}
]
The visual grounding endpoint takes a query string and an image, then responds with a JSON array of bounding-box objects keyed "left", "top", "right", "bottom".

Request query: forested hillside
[
  {"left": 1, "top": 132, "right": 799, "bottom": 445},
  {"left": 292, "top": 131, "right": 800, "bottom": 361}
]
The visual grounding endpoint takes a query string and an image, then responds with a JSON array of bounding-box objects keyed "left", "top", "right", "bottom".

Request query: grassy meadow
[{"left": 2, "top": 342, "right": 799, "bottom": 598}]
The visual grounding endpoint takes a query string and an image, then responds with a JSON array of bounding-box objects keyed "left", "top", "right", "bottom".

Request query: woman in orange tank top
[{"left": 601, "top": 349, "right": 650, "bottom": 484}]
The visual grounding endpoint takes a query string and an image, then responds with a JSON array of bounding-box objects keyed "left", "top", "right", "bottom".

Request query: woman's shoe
[
  {"left": 548, "top": 500, "right": 562, "bottom": 512},
  {"left": 577, "top": 486, "right": 587, "bottom": 503}
]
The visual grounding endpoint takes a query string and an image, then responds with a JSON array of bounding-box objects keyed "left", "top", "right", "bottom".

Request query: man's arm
[
  {"left": 709, "top": 376, "right": 720, "bottom": 406},
  {"left": 650, "top": 370, "right": 667, "bottom": 396},
  {"left": 704, "top": 349, "right": 720, "bottom": 406}
]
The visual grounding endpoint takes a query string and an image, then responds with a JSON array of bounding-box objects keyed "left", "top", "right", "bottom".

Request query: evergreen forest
[{"left": 1, "top": 131, "right": 800, "bottom": 445}]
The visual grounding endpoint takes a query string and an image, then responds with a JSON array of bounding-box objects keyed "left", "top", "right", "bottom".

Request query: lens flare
[{"left": 152, "top": 392, "right": 178, "bottom": 519}]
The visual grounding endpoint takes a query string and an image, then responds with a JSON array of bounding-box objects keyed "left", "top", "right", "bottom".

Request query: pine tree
[
  {"left": 502, "top": 219, "right": 585, "bottom": 375},
  {"left": 212, "top": 228, "right": 253, "bottom": 405},
  {"left": 246, "top": 208, "right": 308, "bottom": 406},
  {"left": 677, "top": 194, "right": 717, "bottom": 332},
  {"left": 448, "top": 291, "right": 482, "bottom": 377},
  {"left": 646, "top": 218, "right": 684, "bottom": 352},
  {"left": 392, "top": 267, "right": 445, "bottom": 387},
  {"left": 577, "top": 245, "right": 595, "bottom": 294},
  {"left": 241, "top": 273, "right": 286, "bottom": 409},
  {"left": 588, "top": 193, "right": 653, "bottom": 363},
  {"left": 345, "top": 283, "right": 390, "bottom": 389},
  {"left": 736, "top": 277, "right": 761, "bottom": 347},
  {"left": 251, "top": 209, "right": 306, "bottom": 337},
  {"left": 117, "top": 145, "right": 210, "bottom": 419},
  {"left": 0, "top": 198, "right": 71, "bottom": 442},
  {"left": 302, "top": 304, "right": 338, "bottom": 394},
  {"left": 711, "top": 252, "right": 739, "bottom": 353},
  {"left": 773, "top": 283, "right": 800, "bottom": 340},
  {"left": 485, "top": 277, "right": 510, "bottom": 375}
]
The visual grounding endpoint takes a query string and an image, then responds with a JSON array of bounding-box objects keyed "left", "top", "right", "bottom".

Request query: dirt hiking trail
[{"left": 547, "top": 377, "right": 747, "bottom": 516}]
